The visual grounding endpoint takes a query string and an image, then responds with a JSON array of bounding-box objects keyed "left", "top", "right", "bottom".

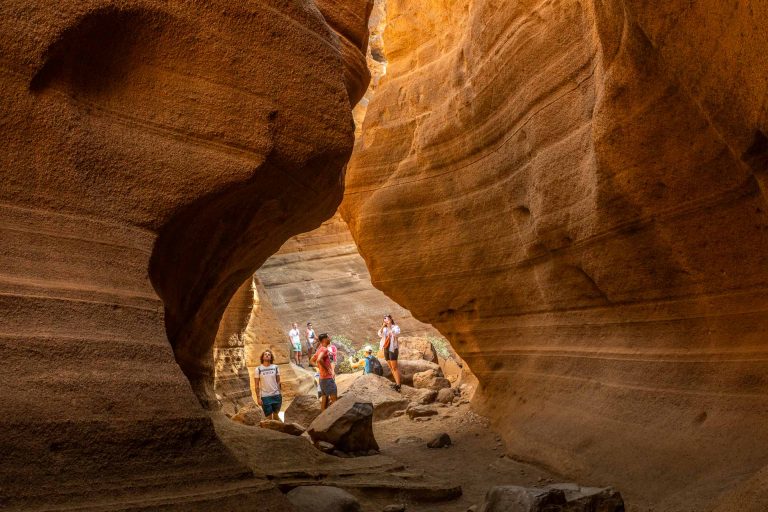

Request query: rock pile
[{"left": 477, "top": 484, "right": 624, "bottom": 512}]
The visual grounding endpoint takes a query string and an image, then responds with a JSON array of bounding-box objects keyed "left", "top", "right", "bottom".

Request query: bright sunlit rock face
[{"left": 342, "top": 0, "right": 768, "bottom": 509}]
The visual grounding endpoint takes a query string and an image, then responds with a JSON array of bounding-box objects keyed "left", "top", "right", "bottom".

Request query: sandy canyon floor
[{"left": 216, "top": 395, "right": 659, "bottom": 512}]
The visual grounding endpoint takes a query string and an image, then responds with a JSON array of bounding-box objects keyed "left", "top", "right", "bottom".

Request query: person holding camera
[{"left": 378, "top": 314, "right": 402, "bottom": 391}]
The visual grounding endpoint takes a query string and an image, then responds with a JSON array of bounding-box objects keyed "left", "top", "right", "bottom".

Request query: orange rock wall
[
  {"left": 0, "top": 0, "right": 369, "bottom": 508},
  {"left": 214, "top": 276, "right": 314, "bottom": 412},
  {"left": 342, "top": 0, "right": 768, "bottom": 509}
]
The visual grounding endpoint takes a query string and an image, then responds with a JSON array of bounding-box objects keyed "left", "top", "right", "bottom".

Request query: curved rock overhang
[
  {"left": 0, "top": 0, "right": 370, "bottom": 508},
  {"left": 342, "top": 0, "right": 768, "bottom": 509}
]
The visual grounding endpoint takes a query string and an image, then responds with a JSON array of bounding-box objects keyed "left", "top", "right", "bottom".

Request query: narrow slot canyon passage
[{"left": 3, "top": 1, "right": 768, "bottom": 512}]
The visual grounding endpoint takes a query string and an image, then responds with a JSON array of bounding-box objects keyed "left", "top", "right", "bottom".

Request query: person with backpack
[
  {"left": 351, "top": 345, "right": 384, "bottom": 376},
  {"left": 254, "top": 350, "right": 282, "bottom": 420}
]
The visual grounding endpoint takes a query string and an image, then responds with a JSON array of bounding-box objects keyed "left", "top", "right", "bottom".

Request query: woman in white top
[
  {"left": 254, "top": 350, "right": 282, "bottom": 420},
  {"left": 378, "top": 314, "right": 402, "bottom": 392}
]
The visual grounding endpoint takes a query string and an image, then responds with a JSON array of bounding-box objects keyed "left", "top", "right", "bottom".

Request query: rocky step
[{"left": 273, "top": 471, "right": 462, "bottom": 503}]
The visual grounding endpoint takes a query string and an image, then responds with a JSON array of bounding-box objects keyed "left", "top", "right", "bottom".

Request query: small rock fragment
[
  {"left": 406, "top": 404, "right": 439, "bottom": 419},
  {"left": 259, "top": 419, "right": 305, "bottom": 436},
  {"left": 287, "top": 485, "right": 362, "bottom": 512},
  {"left": 427, "top": 433, "right": 452, "bottom": 448}
]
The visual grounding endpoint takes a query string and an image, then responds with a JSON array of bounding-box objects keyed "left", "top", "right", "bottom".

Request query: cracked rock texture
[
  {"left": 0, "top": 0, "right": 370, "bottom": 509},
  {"left": 342, "top": 0, "right": 768, "bottom": 510}
]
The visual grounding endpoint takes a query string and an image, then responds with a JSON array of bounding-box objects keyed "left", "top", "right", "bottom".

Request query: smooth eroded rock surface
[
  {"left": 257, "top": 213, "right": 439, "bottom": 345},
  {"left": 342, "top": 0, "right": 768, "bottom": 508},
  {"left": 0, "top": 1, "right": 369, "bottom": 508}
]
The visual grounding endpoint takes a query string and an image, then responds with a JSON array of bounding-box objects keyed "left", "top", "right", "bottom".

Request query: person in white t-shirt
[
  {"left": 254, "top": 350, "right": 282, "bottom": 420},
  {"left": 378, "top": 314, "right": 402, "bottom": 392},
  {"left": 288, "top": 322, "right": 303, "bottom": 366}
]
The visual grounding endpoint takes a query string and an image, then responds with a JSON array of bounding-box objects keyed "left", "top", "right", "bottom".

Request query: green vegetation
[{"left": 427, "top": 336, "right": 452, "bottom": 359}]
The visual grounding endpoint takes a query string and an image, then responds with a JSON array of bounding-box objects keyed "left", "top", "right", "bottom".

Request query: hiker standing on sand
[
  {"left": 288, "top": 322, "right": 303, "bottom": 366},
  {"left": 254, "top": 350, "right": 282, "bottom": 420},
  {"left": 310, "top": 333, "right": 337, "bottom": 410},
  {"left": 378, "top": 314, "right": 402, "bottom": 391}
]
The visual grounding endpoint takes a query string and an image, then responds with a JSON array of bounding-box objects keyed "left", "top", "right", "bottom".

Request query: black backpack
[{"left": 369, "top": 356, "right": 384, "bottom": 376}]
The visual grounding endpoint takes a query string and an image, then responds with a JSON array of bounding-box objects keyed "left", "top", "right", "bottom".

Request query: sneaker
[{"left": 394, "top": 384, "right": 401, "bottom": 392}]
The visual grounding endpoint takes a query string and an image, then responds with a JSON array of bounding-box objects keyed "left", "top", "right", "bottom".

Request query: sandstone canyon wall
[
  {"left": 257, "top": 213, "right": 440, "bottom": 346},
  {"left": 214, "top": 275, "right": 314, "bottom": 415},
  {"left": 342, "top": 0, "right": 768, "bottom": 509},
  {"left": 0, "top": 1, "right": 370, "bottom": 509}
]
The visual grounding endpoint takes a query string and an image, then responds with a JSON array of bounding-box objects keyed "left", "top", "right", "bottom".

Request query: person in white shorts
[{"left": 288, "top": 322, "right": 303, "bottom": 366}]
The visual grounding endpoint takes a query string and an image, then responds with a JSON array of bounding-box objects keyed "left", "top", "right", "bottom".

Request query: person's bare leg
[
  {"left": 389, "top": 360, "right": 401, "bottom": 386},
  {"left": 321, "top": 395, "right": 328, "bottom": 411},
  {"left": 328, "top": 394, "right": 337, "bottom": 407}
]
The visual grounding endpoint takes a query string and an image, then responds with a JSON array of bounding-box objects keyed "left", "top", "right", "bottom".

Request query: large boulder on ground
[
  {"left": 427, "top": 433, "right": 452, "bottom": 449},
  {"left": 342, "top": 374, "right": 410, "bottom": 420},
  {"left": 285, "top": 395, "right": 322, "bottom": 427},
  {"left": 286, "top": 485, "right": 362, "bottom": 512},
  {"left": 436, "top": 388, "right": 455, "bottom": 404},
  {"left": 400, "top": 385, "right": 438, "bottom": 405},
  {"left": 335, "top": 372, "right": 363, "bottom": 396},
  {"left": 259, "top": 419, "right": 305, "bottom": 436},
  {"left": 413, "top": 369, "right": 452, "bottom": 391},
  {"left": 307, "top": 395, "right": 379, "bottom": 454},
  {"left": 406, "top": 404, "right": 439, "bottom": 419},
  {"left": 383, "top": 359, "right": 443, "bottom": 386},
  {"left": 229, "top": 403, "right": 266, "bottom": 426},
  {"left": 438, "top": 356, "right": 464, "bottom": 384},
  {"left": 397, "top": 336, "right": 438, "bottom": 362},
  {"left": 479, "top": 484, "right": 624, "bottom": 512}
]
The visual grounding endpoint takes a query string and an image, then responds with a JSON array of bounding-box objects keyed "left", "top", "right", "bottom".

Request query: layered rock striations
[
  {"left": 342, "top": 0, "right": 768, "bottom": 509},
  {"left": 257, "top": 213, "right": 439, "bottom": 345},
  {"left": 214, "top": 275, "right": 314, "bottom": 413},
  {"left": 0, "top": 1, "right": 369, "bottom": 509}
]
